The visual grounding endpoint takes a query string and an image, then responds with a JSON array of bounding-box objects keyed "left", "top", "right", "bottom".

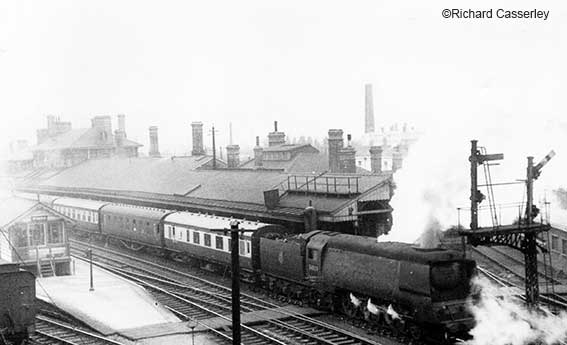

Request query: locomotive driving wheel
[{"left": 341, "top": 295, "right": 359, "bottom": 318}]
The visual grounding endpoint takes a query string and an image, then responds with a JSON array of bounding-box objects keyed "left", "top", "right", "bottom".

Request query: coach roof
[
  {"left": 53, "top": 197, "right": 109, "bottom": 211},
  {"left": 164, "top": 211, "right": 272, "bottom": 231}
]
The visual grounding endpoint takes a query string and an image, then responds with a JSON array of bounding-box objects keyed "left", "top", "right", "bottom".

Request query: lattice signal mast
[{"left": 461, "top": 140, "right": 554, "bottom": 306}]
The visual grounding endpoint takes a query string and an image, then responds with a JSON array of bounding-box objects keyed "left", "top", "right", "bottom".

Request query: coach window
[
  {"left": 193, "top": 231, "right": 200, "bottom": 244},
  {"left": 30, "top": 223, "right": 46, "bottom": 246},
  {"left": 48, "top": 223, "right": 64, "bottom": 244},
  {"left": 204, "top": 234, "right": 211, "bottom": 247},
  {"left": 215, "top": 236, "right": 223, "bottom": 250},
  {"left": 551, "top": 235, "right": 559, "bottom": 251},
  {"left": 246, "top": 241, "right": 251, "bottom": 254},
  {"left": 239, "top": 240, "right": 246, "bottom": 255},
  {"left": 227, "top": 239, "right": 231, "bottom": 252},
  {"left": 562, "top": 239, "right": 567, "bottom": 255}
]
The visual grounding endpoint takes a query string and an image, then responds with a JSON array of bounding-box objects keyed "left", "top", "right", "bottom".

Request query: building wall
[{"left": 549, "top": 227, "right": 567, "bottom": 275}]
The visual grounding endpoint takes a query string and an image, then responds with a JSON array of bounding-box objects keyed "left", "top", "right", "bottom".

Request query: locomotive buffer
[{"left": 460, "top": 140, "right": 554, "bottom": 306}]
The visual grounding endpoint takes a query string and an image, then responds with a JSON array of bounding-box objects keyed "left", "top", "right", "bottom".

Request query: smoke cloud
[
  {"left": 462, "top": 276, "right": 567, "bottom": 345},
  {"left": 380, "top": 118, "right": 567, "bottom": 244}
]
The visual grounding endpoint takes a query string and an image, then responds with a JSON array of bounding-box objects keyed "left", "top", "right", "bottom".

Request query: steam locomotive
[
  {"left": 29, "top": 194, "right": 476, "bottom": 339},
  {"left": 0, "top": 263, "right": 36, "bottom": 344}
]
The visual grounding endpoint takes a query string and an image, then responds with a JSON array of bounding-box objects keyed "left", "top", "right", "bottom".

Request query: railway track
[
  {"left": 70, "top": 238, "right": 393, "bottom": 345},
  {"left": 30, "top": 314, "right": 123, "bottom": 345}
]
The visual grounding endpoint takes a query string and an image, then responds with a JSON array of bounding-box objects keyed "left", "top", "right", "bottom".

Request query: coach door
[{"left": 305, "top": 234, "right": 328, "bottom": 278}]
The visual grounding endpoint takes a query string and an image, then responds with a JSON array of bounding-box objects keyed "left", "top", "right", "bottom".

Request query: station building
[{"left": 0, "top": 197, "right": 73, "bottom": 277}]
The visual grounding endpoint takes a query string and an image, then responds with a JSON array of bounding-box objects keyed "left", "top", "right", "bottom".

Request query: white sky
[{"left": 0, "top": 0, "right": 566, "bottom": 155}]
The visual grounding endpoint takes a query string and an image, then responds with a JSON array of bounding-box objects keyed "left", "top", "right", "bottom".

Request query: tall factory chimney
[
  {"left": 268, "top": 121, "right": 286, "bottom": 147},
  {"left": 149, "top": 126, "right": 161, "bottom": 157},
  {"left": 229, "top": 122, "right": 233, "bottom": 145},
  {"left": 365, "top": 84, "right": 375, "bottom": 134},
  {"left": 191, "top": 122, "right": 205, "bottom": 156},
  {"left": 253, "top": 136, "right": 263, "bottom": 167},
  {"left": 327, "top": 129, "right": 344, "bottom": 173},
  {"left": 226, "top": 145, "right": 240, "bottom": 168}
]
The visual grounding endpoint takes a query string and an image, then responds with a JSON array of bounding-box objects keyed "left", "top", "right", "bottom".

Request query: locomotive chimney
[
  {"left": 191, "top": 122, "right": 205, "bottom": 156},
  {"left": 148, "top": 126, "right": 161, "bottom": 157}
]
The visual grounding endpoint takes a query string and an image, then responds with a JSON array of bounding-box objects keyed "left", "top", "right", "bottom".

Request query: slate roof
[
  {"left": 240, "top": 152, "right": 370, "bottom": 174},
  {"left": 22, "top": 157, "right": 391, "bottom": 219},
  {"left": 0, "top": 197, "right": 38, "bottom": 227},
  {"left": 262, "top": 144, "right": 316, "bottom": 152}
]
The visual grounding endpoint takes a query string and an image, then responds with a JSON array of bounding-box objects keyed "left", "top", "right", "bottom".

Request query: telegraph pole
[
  {"left": 208, "top": 126, "right": 219, "bottom": 169},
  {"left": 229, "top": 220, "right": 241, "bottom": 345}
]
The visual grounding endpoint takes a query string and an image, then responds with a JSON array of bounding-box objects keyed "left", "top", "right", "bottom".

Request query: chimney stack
[
  {"left": 268, "top": 121, "right": 286, "bottom": 147},
  {"left": 115, "top": 114, "right": 126, "bottom": 147},
  {"left": 365, "top": 84, "right": 375, "bottom": 134},
  {"left": 191, "top": 122, "right": 205, "bottom": 156},
  {"left": 149, "top": 126, "right": 161, "bottom": 157},
  {"left": 369, "top": 146, "right": 383, "bottom": 173},
  {"left": 226, "top": 145, "right": 240, "bottom": 168},
  {"left": 338, "top": 134, "right": 356, "bottom": 173},
  {"left": 327, "top": 129, "right": 344, "bottom": 173},
  {"left": 117, "top": 114, "right": 126, "bottom": 133},
  {"left": 392, "top": 145, "right": 403, "bottom": 172},
  {"left": 254, "top": 136, "right": 263, "bottom": 167},
  {"left": 91, "top": 116, "right": 113, "bottom": 144}
]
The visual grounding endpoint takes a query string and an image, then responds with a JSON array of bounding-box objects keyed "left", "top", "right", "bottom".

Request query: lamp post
[
  {"left": 187, "top": 318, "right": 197, "bottom": 345},
  {"left": 87, "top": 248, "right": 94, "bottom": 291}
]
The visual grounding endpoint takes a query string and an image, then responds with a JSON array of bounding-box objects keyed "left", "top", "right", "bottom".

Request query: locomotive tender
[{"left": 32, "top": 194, "right": 476, "bottom": 337}]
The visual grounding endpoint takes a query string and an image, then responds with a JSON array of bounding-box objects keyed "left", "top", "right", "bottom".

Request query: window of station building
[
  {"left": 239, "top": 240, "right": 246, "bottom": 255},
  {"left": 204, "top": 234, "right": 211, "bottom": 247},
  {"left": 87, "top": 213, "right": 91, "bottom": 222},
  {"left": 30, "top": 223, "right": 46, "bottom": 246},
  {"left": 193, "top": 231, "right": 200, "bottom": 244},
  {"left": 48, "top": 223, "right": 64, "bottom": 244},
  {"left": 551, "top": 235, "right": 559, "bottom": 251},
  {"left": 215, "top": 236, "right": 223, "bottom": 250},
  {"left": 563, "top": 239, "right": 567, "bottom": 255}
]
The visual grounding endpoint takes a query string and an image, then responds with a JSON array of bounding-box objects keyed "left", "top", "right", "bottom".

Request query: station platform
[{"left": 35, "top": 259, "right": 180, "bottom": 336}]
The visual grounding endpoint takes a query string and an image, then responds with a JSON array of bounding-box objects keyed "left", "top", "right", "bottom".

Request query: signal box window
[
  {"left": 193, "top": 231, "right": 200, "bottom": 244},
  {"left": 551, "top": 235, "right": 559, "bottom": 251},
  {"left": 48, "top": 223, "right": 64, "bottom": 244},
  {"left": 30, "top": 223, "right": 46, "bottom": 246},
  {"left": 215, "top": 236, "right": 223, "bottom": 250},
  {"left": 204, "top": 234, "right": 211, "bottom": 247},
  {"left": 11, "top": 223, "right": 28, "bottom": 247}
]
